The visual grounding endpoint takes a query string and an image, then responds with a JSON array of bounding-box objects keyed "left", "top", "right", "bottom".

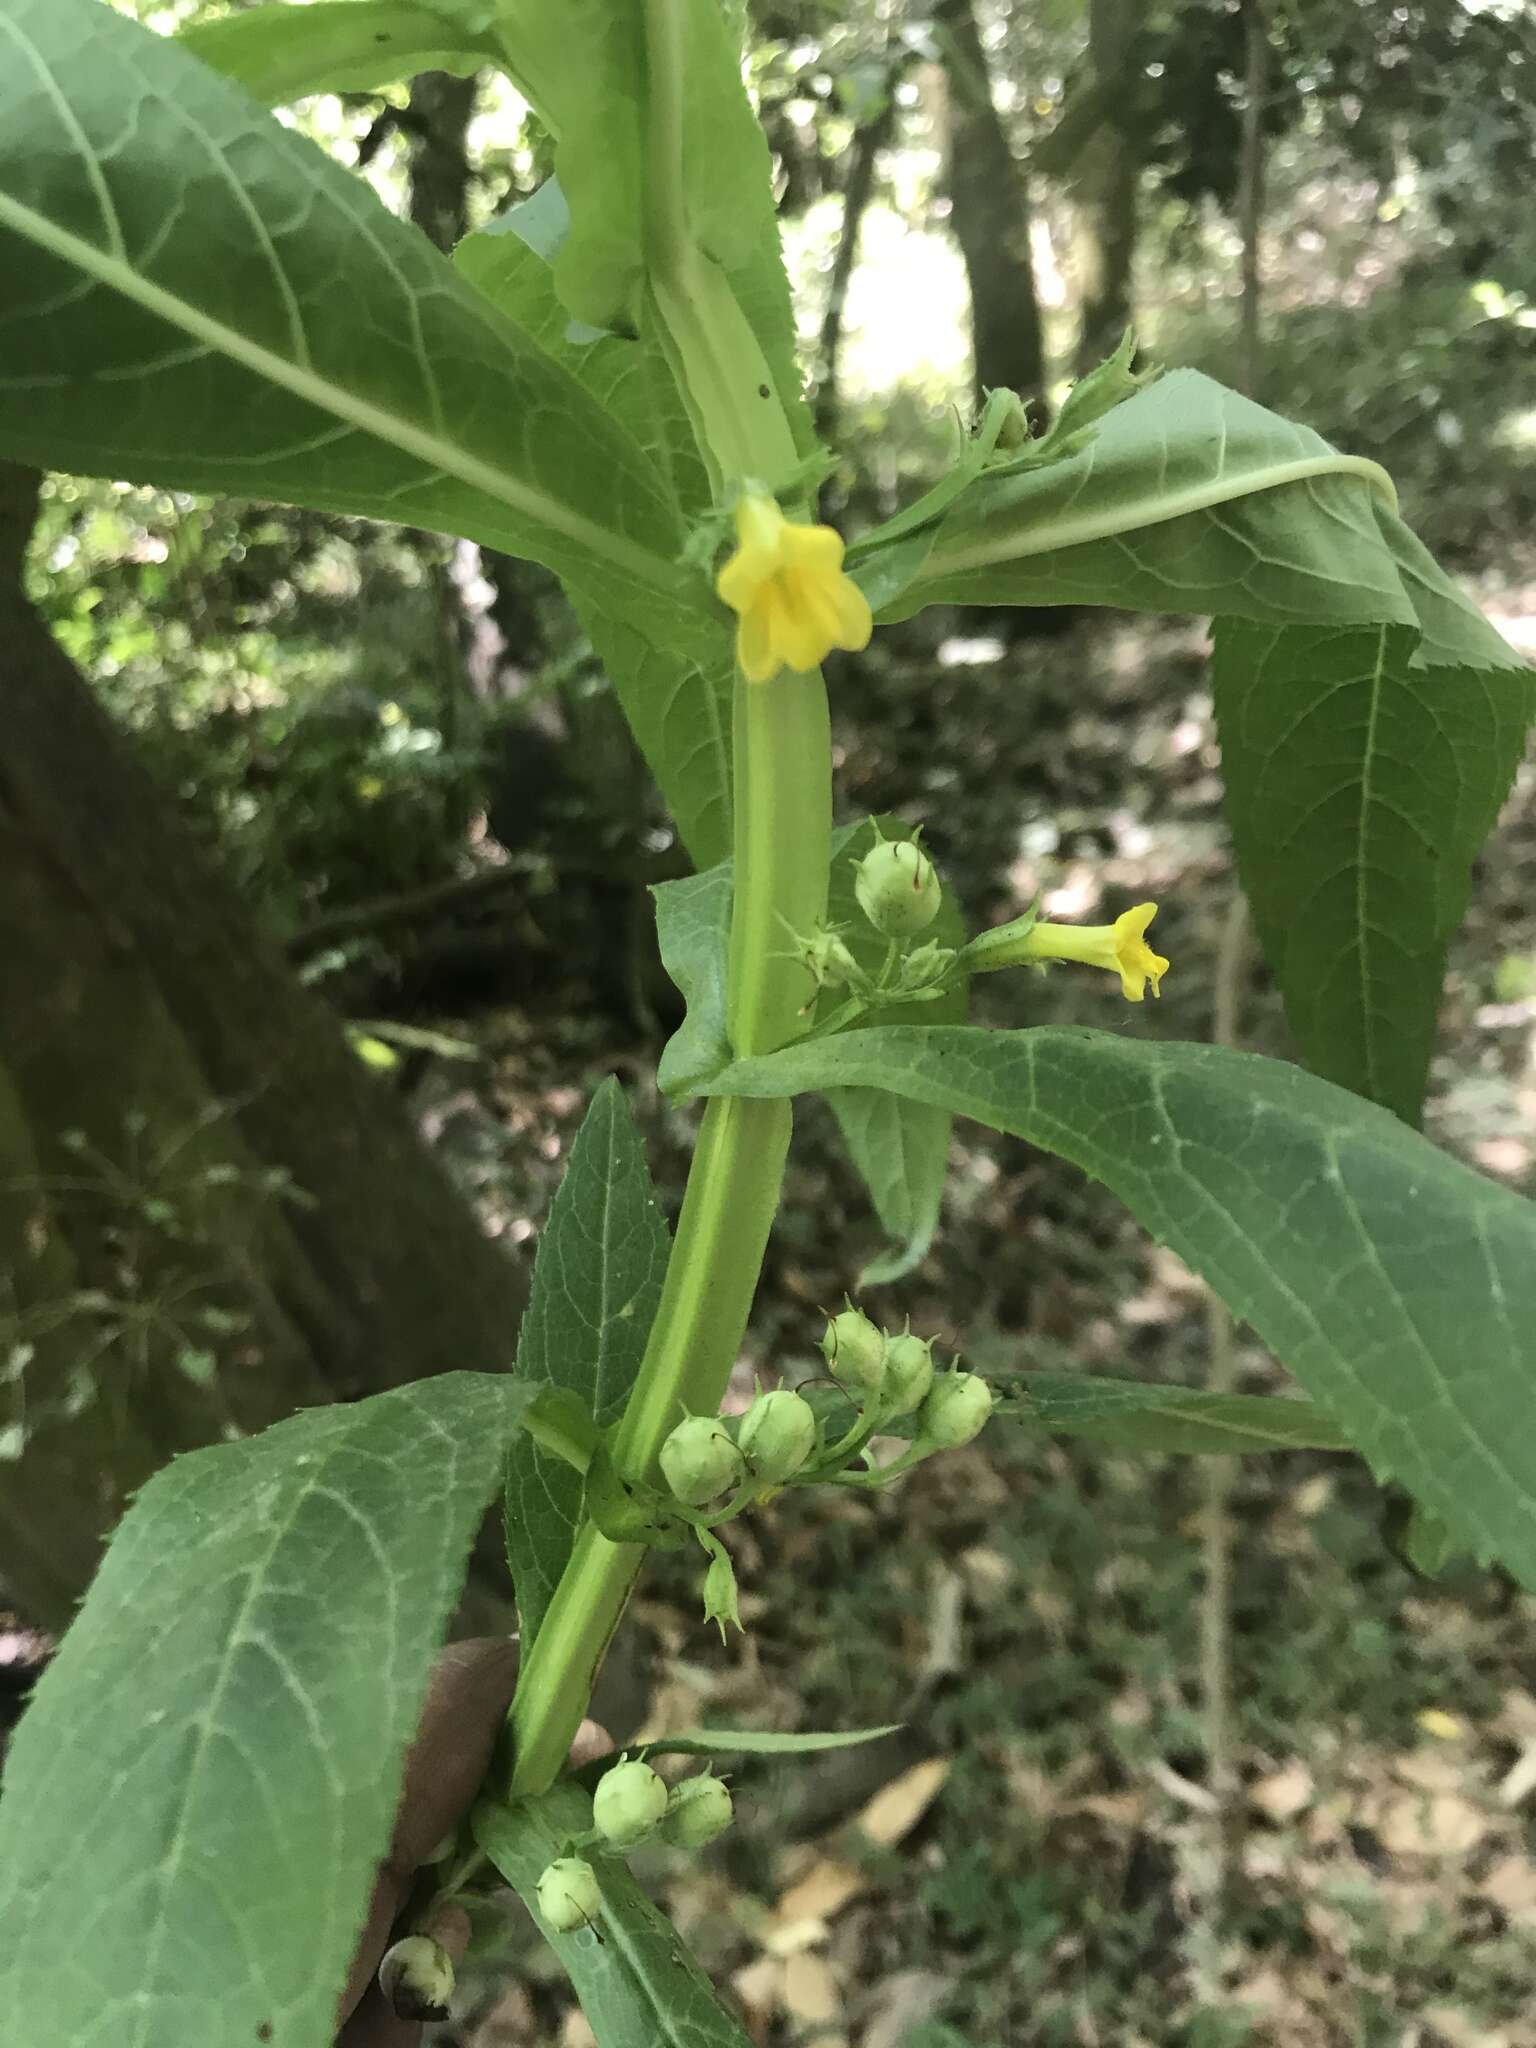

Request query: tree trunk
[
  {"left": 934, "top": 0, "right": 1047, "bottom": 417},
  {"left": 813, "top": 87, "right": 898, "bottom": 447},
  {"left": 1073, "top": 0, "right": 1145, "bottom": 376},
  {"left": 0, "top": 465, "right": 529, "bottom": 1629}
]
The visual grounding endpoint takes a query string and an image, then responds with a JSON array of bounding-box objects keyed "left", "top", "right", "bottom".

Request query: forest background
[{"left": 3, "top": 1, "right": 1536, "bottom": 2042}]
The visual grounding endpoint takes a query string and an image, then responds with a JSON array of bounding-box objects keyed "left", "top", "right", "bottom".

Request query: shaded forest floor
[{"left": 391, "top": 588, "right": 1536, "bottom": 2047}]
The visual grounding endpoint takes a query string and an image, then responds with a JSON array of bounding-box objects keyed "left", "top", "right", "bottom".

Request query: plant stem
[{"left": 507, "top": 1, "right": 831, "bottom": 1799}]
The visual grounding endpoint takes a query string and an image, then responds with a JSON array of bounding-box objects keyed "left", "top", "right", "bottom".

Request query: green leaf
[
  {"left": 847, "top": 369, "right": 1531, "bottom": 1122},
  {"left": 653, "top": 861, "right": 736, "bottom": 1094},
  {"left": 848, "top": 372, "right": 1407, "bottom": 622},
  {"left": 997, "top": 1373, "right": 1351, "bottom": 1454},
  {"left": 178, "top": 1, "right": 500, "bottom": 104},
  {"left": 476, "top": 1784, "right": 756, "bottom": 2048},
  {"left": 1214, "top": 612, "right": 1531, "bottom": 1125},
  {"left": 456, "top": 185, "right": 733, "bottom": 865},
  {"left": 457, "top": 182, "right": 711, "bottom": 518},
  {"left": 0, "top": 1373, "right": 537, "bottom": 2048},
  {"left": 505, "top": 1079, "right": 671, "bottom": 1648},
  {"left": 820, "top": 818, "right": 968, "bottom": 1284},
  {"left": 703, "top": 1026, "right": 1536, "bottom": 1588},
  {"left": 638, "top": 1722, "right": 902, "bottom": 1757},
  {"left": 0, "top": 0, "right": 695, "bottom": 648},
  {"left": 493, "top": 0, "right": 812, "bottom": 452}
]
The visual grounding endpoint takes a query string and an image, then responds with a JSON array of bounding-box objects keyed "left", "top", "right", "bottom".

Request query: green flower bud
[
  {"left": 854, "top": 837, "right": 942, "bottom": 938},
  {"left": 915, "top": 1370, "right": 994, "bottom": 1448},
  {"left": 820, "top": 1305, "right": 886, "bottom": 1396},
  {"left": 881, "top": 1331, "right": 936, "bottom": 1416},
  {"left": 660, "top": 1414, "right": 746, "bottom": 1507},
  {"left": 662, "top": 1773, "right": 735, "bottom": 1848},
  {"left": 797, "top": 923, "right": 867, "bottom": 994},
  {"left": 378, "top": 1935, "right": 455, "bottom": 2022},
  {"left": 897, "top": 940, "right": 956, "bottom": 994},
  {"left": 536, "top": 1855, "right": 602, "bottom": 1933},
  {"left": 593, "top": 1756, "right": 669, "bottom": 1847},
  {"left": 738, "top": 1388, "right": 818, "bottom": 1481}
]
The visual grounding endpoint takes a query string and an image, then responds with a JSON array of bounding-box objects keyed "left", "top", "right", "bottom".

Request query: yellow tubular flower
[
  {"left": 715, "top": 491, "right": 874, "bottom": 683},
  {"left": 1028, "top": 902, "right": 1169, "bottom": 1001},
  {"left": 970, "top": 901, "right": 1169, "bottom": 1002}
]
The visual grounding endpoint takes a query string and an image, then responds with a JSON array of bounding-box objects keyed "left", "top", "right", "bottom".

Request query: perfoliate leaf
[
  {"left": 704, "top": 1026, "right": 1536, "bottom": 1589},
  {"left": 456, "top": 188, "right": 733, "bottom": 865},
  {"left": 0, "top": 0, "right": 694, "bottom": 651},
  {"left": 493, "top": 0, "right": 812, "bottom": 454},
  {"left": 0, "top": 1374, "right": 538, "bottom": 2048},
  {"left": 178, "top": 1, "right": 500, "bottom": 104},
  {"left": 504, "top": 1080, "right": 671, "bottom": 1646},
  {"left": 476, "top": 1785, "right": 757, "bottom": 2048}
]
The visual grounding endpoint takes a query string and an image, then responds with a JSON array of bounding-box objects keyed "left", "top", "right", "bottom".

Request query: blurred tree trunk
[
  {"left": 1073, "top": 0, "right": 1145, "bottom": 376},
  {"left": 934, "top": 0, "right": 1047, "bottom": 417},
  {"left": 0, "top": 465, "right": 529, "bottom": 1629},
  {"left": 814, "top": 81, "right": 898, "bottom": 445}
]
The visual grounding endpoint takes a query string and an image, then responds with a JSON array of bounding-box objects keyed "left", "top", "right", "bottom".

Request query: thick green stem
[{"left": 507, "top": 3, "right": 832, "bottom": 1798}]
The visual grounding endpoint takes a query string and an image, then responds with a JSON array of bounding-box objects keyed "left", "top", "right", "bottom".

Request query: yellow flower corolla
[
  {"left": 1026, "top": 902, "right": 1169, "bottom": 1001},
  {"left": 715, "top": 492, "right": 873, "bottom": 683},
  {"left": 968, "top": 901, "right": 1170, "bottom": 1001}
]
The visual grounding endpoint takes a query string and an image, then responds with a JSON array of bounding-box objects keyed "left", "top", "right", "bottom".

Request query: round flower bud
[
  {"left": 536, "top": 1855, "right": 602, "bottom": 1934},
  {"left": 915, "top": 1370, "right": 994, "bottom": 1448},
  {"left": 854, "top": 838, "right": 942, "bottom": 938},
  {"left": 738, "top": 1388, "right": 818, "bottom": 1482},
  {"left": 820, "top": 1306, "right": 886, "bottom": 1396},
  {"left": 662, "top": 1773, "right": 735, "bottom": 1848},
  {"left": 592, "top": 1756, "right": 669, "bottom": 1848},
  {"left": 660, "top": 1414, "right": 746, "bottom": 1507},
  {"left": 378, "top": 1934, "right": 455, "bottom": 2022},
  {"left": 881, "top": 1331, "right": 936, "bottom": 1417}
]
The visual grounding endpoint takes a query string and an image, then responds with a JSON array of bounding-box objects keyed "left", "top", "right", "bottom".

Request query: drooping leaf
[
  {"left": 998, "top": 1373, "right": 1351, "bottom": 1454},
  {"left": 703, "top": 1026, "right": 1536, "bottom": 1588},
  {"left": 177, "top": 1, "right": 499, "bottom": 104},
  {"left": 0, "top": 0, "right": 694, "bottom": 650},
  {"left": 0, "top": 1373, "right": 538, "bottom": 2048},
  {"left": 476, "top": 1783, "right": 756, "bottom": 2048},
  {"left": 504, "top": 1080, "right": 671, "bottom": 1647},
  {"left": 1214, "top": 613, "right": 1531, "bottom": 1125}
]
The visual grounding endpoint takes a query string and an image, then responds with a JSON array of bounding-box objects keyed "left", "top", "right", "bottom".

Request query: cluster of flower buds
[
  {"left": 533, "top": 1758, "right": 735, "bottom": 1935},
  {"left": 821, "top": 1304, "right": 994, "bottom": 1450}
]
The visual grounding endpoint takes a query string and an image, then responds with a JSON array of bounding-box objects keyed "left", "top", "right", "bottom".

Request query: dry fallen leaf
[
  {"left": 767, "top": 1858, "right": 867, "bottom": 1953},
  {"left": 856, "top": 1756, "right": 951, "bottom": 1847},
  {"left": 1480, "top": 1853, "right": 1536, "bottom": 1925},
  {"left": 1374, "top": 1789, "right": 1488, "bottom": 1857},
  {"left": 1250, "top": 1759, "right": 1315, "bottom": 1823},
  {"left": 862, "top": 1968, "right": 952, "bottom": 2048},
  {"left": 782, "top": 1950, "right": 846, "bottom": 2043}
]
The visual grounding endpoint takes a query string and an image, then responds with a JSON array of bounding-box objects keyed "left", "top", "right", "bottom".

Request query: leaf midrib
[
  {"left": 0, "top": 187, "right": 677, "bottom": 596},
  {"left": 913, "top": 451, "right": 1399, "bottom": 583}
]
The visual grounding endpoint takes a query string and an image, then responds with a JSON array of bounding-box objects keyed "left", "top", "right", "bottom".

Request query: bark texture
[{"left": 0, "top": 465, "right": 528, "bottom": 1627}]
